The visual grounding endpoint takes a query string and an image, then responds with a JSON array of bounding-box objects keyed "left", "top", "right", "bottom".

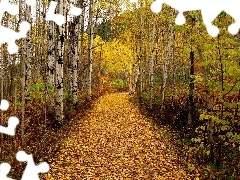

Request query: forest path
[{"left": 44, "top": 93, "right": 192, "bottom": 179}]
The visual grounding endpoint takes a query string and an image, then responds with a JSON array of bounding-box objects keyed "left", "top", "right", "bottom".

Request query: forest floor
[{"left": 42, "top": 93, "right": 195, "bottom": 179}]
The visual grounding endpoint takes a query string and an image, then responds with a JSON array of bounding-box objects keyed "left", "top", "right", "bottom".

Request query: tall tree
[
  {"left": 160, "top": 10, "right": 174, "bottom": 114},
  {"left": 138, "top": 0, "right": 143, "bottom": 96},
  {"left": 55, "top": 0, "right": 65, "bottom": 124},
  {"left": 87, "top": 0, "right": 94, "bottom": 101},
  {"left": 47, "top": 22, "right": 55, "bottom": 87},
  {"left": 24, "top": 2, "right": 32, "bottom": 103},
  {"left": 68, "top": 0, "right": 82, "bottom": 105},
  {"left": 149, "top": 14, "right": 156, "bottom": 109}
]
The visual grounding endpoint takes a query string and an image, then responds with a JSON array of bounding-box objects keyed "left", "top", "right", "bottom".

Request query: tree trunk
[
  {"left": 79, "top": 0, "right": 85, "bottom": 92},
  {"left": 138, "top": 1, "right": 143, "bottom": 96},
  {"left": 0, "top": 48, "right": 3, "bottom": 157},
  {"left": 55, "top": 0, "right": 65, "bottom": 124},
  {"left": 72, "top": 10, "right": 80, "bottom": 105},
  {"left": 160, "top": 10, "right": 174, "bottom": 114},
  {"left": 149, "top": 15, "right": 156, "bottom": 109},
  {"left": 21, "top": 47, "right": 26, "bottom": 147},
  {"left": 25, "top": 3, "right": 32, "bottom": 103},
  {"left": 197, "top": 46, "right": 215, "bottom": 165},
  {"left": 188, "top": 51, "right": 194, "bottom": 125},
  {"left": 87, "top": 0, "right": 94, "bottom": 101},
  {"left": 129, "top": 64, "right": 133, "bottom": 93},
  {"left": 47, "top": 21, "right": 55, "bottom": 88}
]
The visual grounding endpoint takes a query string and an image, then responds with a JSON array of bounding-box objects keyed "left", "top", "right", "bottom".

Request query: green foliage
[
  {"left": 64, "top": 91, "right": 73, "bottom": 105},
  {"left": 29, "top": 80, "right": 55, "bottom": 102},
  {"left": 110, "top": 79, "right": 127, "bottom": 91},
  {"left": 96, "top": 20, "right": 113, "bottom": 41},
  {"left": 30, "top": 81, "right": 45, "bottom": 101},
  {"left": 140, "top": 92, "right": 150, "bottom": 101}
]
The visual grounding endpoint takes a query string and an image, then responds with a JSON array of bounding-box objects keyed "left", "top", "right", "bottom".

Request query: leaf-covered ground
[{"left": 43, "top": 93, "right": 194, "bottom": 179}]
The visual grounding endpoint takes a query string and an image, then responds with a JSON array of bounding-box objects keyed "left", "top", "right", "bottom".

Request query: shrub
[{"left": 110, "top": 79, "right": 127, "bottom": 91}]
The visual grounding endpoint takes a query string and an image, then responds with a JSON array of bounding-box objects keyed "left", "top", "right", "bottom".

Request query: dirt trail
[{"left": 44, "top": 93, "right": 192, "bottom": 179}]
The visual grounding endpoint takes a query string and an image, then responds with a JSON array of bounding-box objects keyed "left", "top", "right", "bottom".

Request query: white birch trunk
[
  {"left": 67, "top": 28, "right": 72, "bottom": 93},
  {"left": 55, "top": 0, "right": 65, "bottom": 123},
  {"left": 160, "top": 10, "right": 174, "bottom": 113},
  {"left": 0, "top": 48, "right": 3, "bottom": 155},
  {"left": 72, "top": 0, "right": 81, "bottom": 105},
  {"left": 72, "top": 31, "right": 78, "bottom": 105},
  {"left": 79, "top": 1, "right": 85, "bottom": 91},
  {"left": 87, "top": 0, "right": 94, "bottom": 101},
  {"left": 47, "top": 21, "right": 55, "bottom": 86},
  {"left": 161, "top": 28, "right": 172, "bottom": 105},
  {"left": 149, "top": 15, "right": 156, "bottom": 109},
  {"left": 69, "top": 18, "right": 79, "bottom": 105}
]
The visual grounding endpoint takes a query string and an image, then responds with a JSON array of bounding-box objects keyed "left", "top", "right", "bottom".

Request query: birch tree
[
  {"left": 69, "top": 0, "right": 81, "bottom": 105},
  {"left": 188, "top": 51, "right": 194, "bottom": 125},
  {"left": 160, "top": 10, "right": 174, "bottom": 114},
  {"left": 47, "top": 21, "right": 55, "bottom": 87},
  {"left": 139, "top": 0, "right": 143, "bottom": 95},
  {"left": 55, "top": 0, "right": 65, "bottom": 124},
  {"left": 79, "top": 0, "right": 85, "bottom": 92},
  {"left": 87, "top": 0, "right": 94, "bottom": 101},
  {"left": 0, "top": 48, "right": 3, "bottom": 156},
  {"left": 24, "top": 3, "right": 32, "bottom": 103},
  {"left": 149, "top": 14, "right": 156, "bottom": 109}
]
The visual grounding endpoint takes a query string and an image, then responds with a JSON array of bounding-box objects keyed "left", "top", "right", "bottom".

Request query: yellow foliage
[{"left": 93, "top": 37, "right": 136, "bottom": 74}]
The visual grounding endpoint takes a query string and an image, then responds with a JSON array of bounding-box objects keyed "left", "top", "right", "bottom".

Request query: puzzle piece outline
[
  {"left": 0, "top": 0, "right": 19, "bottom": 22},
  {"left": 67, "top": 4, "right": 82, "bottom": 22},
  {"left": 16, "top": 151, "right": 50, "bottom": 180},
  {"left": 0, "top": 0, "right": 30, "bottom": 54},
  {"left": 25, "top": 0, "right": 36, "bottom": 7},
  {"left": 0, "top": 116, "right": 19, "bottom": 136},
  {"left": 0, "top": 100, "right": 19, "bottom": 136},
  {"left": 46, "top": 1, "right": 82, "bottom": 25},
  {"left": 46, "top": 1, "right": 65, "bottom": 26},
  {"left": 0, "top": 21, "right": 30, "bottom": 54},
  {"left": 0, "top": 99, "right": 9, "bottom": 111},
  {"left": 0, "top": 162, "right": 15, "bottom": 180},
  {"left": 0, "top": 151, "right": 50, "bottom": 180},
  {"left": 150, "top": 0, "right": 240, "bottom": 37},
  {"left": 0, "top": 0, "right": 82, "bottom": 54}
]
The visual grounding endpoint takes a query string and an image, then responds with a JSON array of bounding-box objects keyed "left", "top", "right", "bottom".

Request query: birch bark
[
  {"left": 87, "top": 0, "right": 94, "bottom": 101},
  {"left": 149, "top": 15, "right": 156, "bottom": 109},
  {"left": 55, "top": 0, "right": 65, "bottom": 123},
  {"left": 161, "top": 11, "right": 173, "bottom": 110}
]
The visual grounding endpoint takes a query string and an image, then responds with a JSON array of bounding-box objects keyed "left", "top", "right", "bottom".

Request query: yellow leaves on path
[{"left": 44, "top": 93, "right": 192, "bottom": 179}]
